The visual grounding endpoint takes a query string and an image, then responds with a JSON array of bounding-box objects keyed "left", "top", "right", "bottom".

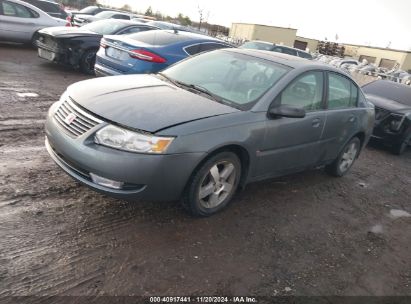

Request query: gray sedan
[
  {"left": 45, "top": 49, "right": 375, "bottom": 216},
  {"left": 0, "top": 0, "right": 66, "bottom": 44}
]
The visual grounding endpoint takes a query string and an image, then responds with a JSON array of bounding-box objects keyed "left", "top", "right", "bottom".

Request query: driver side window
[{"left": 279, "top": 71, "right": 324, "bottom": 111}]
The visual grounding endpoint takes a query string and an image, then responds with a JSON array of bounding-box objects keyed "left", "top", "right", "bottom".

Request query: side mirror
[{"left": 268, "top": 104, "right": 306, "bottom": 119}]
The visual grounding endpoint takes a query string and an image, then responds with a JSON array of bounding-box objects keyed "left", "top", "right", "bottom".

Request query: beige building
[
  {"left": 344, "top": 44, "right": 411, "bottom": 71},
  {"left": 294, "top": 36, "right": 319, "bottom": 52},
  {"left": 229, "top": 22, "right": 411, "bottom": 71},
  {"left": 229, "top": 23, "right": 297, "bottom": 47}
]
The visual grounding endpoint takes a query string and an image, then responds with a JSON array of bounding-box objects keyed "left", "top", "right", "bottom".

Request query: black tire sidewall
[
  {"left": 327, "top": 137, "right": 361, "bottom": 177},
  {"left": 184, "top": 152, "right": 241, "bottom": 217},
  {"left": 80, "top": 49, "right": 97, "bottom": 75}
]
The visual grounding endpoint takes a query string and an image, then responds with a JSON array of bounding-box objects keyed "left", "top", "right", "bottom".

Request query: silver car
[{"left": 0, "top": 0, "right": 66, "bottom": 44}]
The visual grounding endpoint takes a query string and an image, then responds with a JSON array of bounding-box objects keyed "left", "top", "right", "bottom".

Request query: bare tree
[{"left": 198, "top": 5, "right": 204, "bottom": 30}]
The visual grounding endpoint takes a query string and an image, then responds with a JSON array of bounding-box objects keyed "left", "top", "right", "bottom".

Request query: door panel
[
  {"left": 256, "top": 71, "right": 326, "bottom": 177},
  {"left": 257, "top": 111, "right": 326, "bottom": 177},
  {"left": 321, "top": 72, "right": 361, "bottom": 161}
]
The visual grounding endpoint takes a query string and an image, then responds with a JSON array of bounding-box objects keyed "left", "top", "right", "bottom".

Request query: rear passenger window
[
  {"left": 280, "top": 71, "right": 324, "bottom": 111},
  {"left": 185, "top": 43, "right": 228, "bottom": 55},
  {"left": 328, "top": 73, "right": 358, "bottom": 109}
]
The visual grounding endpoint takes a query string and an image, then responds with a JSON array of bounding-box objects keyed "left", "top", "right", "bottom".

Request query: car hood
[
  {"left": 67, "top": 75, "right": 239, "bottom": 133},
  {"left": 365, "top": 94, "right": 411, "bottom": 114},
  {"left": 39, "top": 26, "right": 97, "bottom": 37}
]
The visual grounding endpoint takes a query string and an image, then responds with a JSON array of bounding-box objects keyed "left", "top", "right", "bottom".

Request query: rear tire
[
  {"left": 80, "top": 49, "right": 97, "bottom": 75},
  {"left": 182, "top": 152, "right": 241, "bottom": 217},
  {"left": 28, "top": 31, "right": 39, "bottom": 48},
  {"left": 326, "top": 137, "right": 361, "bottom": 177}
]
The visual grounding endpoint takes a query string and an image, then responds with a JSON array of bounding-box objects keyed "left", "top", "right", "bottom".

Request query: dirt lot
[{"left": 0, "top": 44, "right": 410, "bottom": 298}]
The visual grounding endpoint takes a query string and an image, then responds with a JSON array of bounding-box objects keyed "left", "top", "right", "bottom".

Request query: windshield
[
  {"left": 363, "top": 80, "right": 411, "bottom": 106},
  {"left": 162, "top": 50, "right": 290, "bottom": 110},
  {"left": 94, "top": 11, "right": 116, "bottom": 18},
  {"left": 240, "top": 41, "right": 274, "bottom": 51},
  {"left": 82, "top": 20, "right": 127, "bottom": 34}
]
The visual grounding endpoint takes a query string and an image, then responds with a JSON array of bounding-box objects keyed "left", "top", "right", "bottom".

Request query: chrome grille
[{"left": 54, "top": 98, "right": 102, "bottom": 137}]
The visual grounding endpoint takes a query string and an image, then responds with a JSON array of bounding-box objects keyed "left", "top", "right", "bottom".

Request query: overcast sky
[{"left": 98, "top": 0, "right": 411, "bottom": 50}]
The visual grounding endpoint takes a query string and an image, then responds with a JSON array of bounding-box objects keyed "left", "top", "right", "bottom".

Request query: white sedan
[{"left": 0, "top": 0, "right": 66, "bottom": 44}]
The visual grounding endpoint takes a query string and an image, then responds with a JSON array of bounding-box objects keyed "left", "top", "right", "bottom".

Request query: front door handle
[
  {"left": 312, "top": 118, "right": 321, "bottom": 128},
  {"left": 349, "top": 116, "right": 356, "bottom": 123}
]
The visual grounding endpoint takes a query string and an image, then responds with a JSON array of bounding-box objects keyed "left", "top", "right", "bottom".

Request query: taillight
[
  {"left": 129, "top": 50, "right": 166, "bottom": 63},
  {"left": 100, "top": 39, "right": 107, "bottom": 48},
  {"left": 65, "top": 16, "right": 71, "bottom": 27}
]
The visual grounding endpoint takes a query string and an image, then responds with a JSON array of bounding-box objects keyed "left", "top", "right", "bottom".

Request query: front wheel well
[{"left": 187, "top": 145, "right": 251, "bottom": 191}]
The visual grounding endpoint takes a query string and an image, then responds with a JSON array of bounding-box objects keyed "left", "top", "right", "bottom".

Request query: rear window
[
  {"left": 362, "top": 80, "right": 411, "bottom": 106},
  {"left": 240, "top": 41, "right": 273, "bottom": 51},
  {"left": 82, "top": 20, "right": 129, "bottom": 35},
  {"left": 125, "top": 31, "right": 190, "bottom": 45},
  {"left": 185, "top": 42, "right": 229, "bottom": 55},
  {"left": 94, "top": 11, "right": 115, "bottom": 18}
]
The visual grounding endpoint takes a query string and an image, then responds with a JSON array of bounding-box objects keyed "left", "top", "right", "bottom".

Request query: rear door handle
[
  {"left": 312, "top": 118, "right": 321, "bottom": 128},
  {"left": 349, "top": 116, "right": 356, "bottom": 123}
]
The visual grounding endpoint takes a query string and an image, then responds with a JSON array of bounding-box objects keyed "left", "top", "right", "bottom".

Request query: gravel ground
[{"left": 0, "top": 44, "right": 410, "bottom": 298}]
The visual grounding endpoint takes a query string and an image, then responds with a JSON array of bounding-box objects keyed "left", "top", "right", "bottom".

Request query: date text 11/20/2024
[{"left": 149, "top": 296, "right": 258, "bottom": 303}]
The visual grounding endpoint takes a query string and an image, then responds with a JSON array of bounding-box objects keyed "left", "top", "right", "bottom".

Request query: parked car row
[
  {"left": 314, "top": 54, "right": 411, "bottom": 85},
  {"left": 35, "top": 19, "right": 159, "bottom": 74}
]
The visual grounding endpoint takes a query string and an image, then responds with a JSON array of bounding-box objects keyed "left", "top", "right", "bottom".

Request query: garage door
[
  {"left": 359, "top": 55, "right": 376, "bottom": 64},
  {"left": 294, "top": 40, "right": 308, "bottom": 51},
  {"left": 379, "top": 58, "right": 396, "bottom": 69}
]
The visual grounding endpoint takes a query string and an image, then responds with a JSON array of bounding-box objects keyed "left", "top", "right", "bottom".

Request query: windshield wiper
[
  {"left": 157, "top": 73, "right": 180, "bottom": 87},
  {"left": 157, "top": 74, "right": 234, "bottom": 106},
  {"left": 174, "top": 81, "right": 225, "bottom": 103}
]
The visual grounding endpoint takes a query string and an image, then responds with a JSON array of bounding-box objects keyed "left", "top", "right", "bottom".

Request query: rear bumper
[{"left": 94, "top": 62, "right": 121, "bottom": 76}]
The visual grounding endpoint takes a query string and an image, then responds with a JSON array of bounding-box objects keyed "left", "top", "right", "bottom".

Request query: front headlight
[{"left": 94, "top": 125, "right": 174, "bottom": 154}]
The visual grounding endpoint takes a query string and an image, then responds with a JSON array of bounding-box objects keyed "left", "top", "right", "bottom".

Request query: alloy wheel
[
  {"left": 339, "top": 142, "right": 358, "bottom": 173},
  {"left": 198, "top": 161, "right": 237, "bottom": 209}
]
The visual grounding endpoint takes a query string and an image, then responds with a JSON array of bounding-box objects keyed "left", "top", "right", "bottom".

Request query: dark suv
[
  {"left": 241, "top": 40, "right": 313, "bottom": 59},
  {"left": 21, "top": 0, "right": 67, "bottom": 19}
]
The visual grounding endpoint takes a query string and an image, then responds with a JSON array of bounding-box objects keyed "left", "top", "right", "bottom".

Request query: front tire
[
  {"left": 392, "top": 135, "right": 410, "bottom": 155},
  {"left": 326, "top": 137, "right": 361, "bottom": 177},
  {"left": 183, "top": 152, "right": 241, "bottom": 217},
  {"left": 80, "top": 49, "right": 97, "bottom": 75}
]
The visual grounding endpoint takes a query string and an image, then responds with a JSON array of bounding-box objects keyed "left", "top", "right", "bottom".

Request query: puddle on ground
[
  {"left": 370, "top": 224, "right": 383, "bottom": 234},
  {"left": 16, "top": 92, "right": 39, "bottom": 98},
  {"left": 389, "top": 209, "right": 411, "bottom": 219}
]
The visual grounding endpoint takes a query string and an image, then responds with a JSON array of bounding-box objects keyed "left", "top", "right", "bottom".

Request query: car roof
[{"left": 226, "top": 48, "right": 334, "bottom": 70}]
